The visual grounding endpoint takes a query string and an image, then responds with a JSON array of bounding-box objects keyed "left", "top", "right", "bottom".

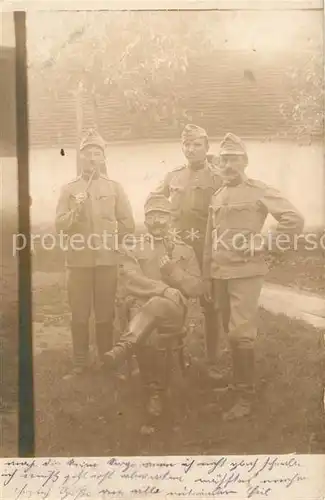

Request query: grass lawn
[
  {"left": 0, "top": 220, "right": 19, "bottom": 457},
  {"left": 267, "top": 249, "right": 325, "bottom": 296},
  {"left": 32, "top": 273, "right": 325, "bottom": 457}
]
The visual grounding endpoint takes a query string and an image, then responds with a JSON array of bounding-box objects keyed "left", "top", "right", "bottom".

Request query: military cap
[
  {"left": 80, "top": 128, "right": 106, "bottom": 152},
  {"left": 144, "top": 194, "right": 171, "bottom": 215},
  {"left": 219, "top": 132, "right": 247, "bottom": 156},
  {"left": 181, "top": 123, "right": 208, "bottom": 143}
]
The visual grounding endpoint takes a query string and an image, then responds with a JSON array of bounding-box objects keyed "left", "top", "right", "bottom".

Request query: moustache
[
  {"left": 147, "top": 221, "right": 168, "bottom": 229},
  {"left": 149, "top": 223, "right": 167, "bottom": 229},
  {"left": 221, "top": 166, "right": 242, "bottom": 177},
  {"left": 81, "top": 158, "right": 104, "bottom": 166}
]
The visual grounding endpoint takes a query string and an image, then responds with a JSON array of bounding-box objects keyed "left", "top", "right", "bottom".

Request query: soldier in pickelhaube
[
  {"left": 203, "top": 132, "right": 304, "bottom": 420},
  {"left": 55, "top": 129, "right": 135, "bottom": 379},
  {"left": 151, "top": 124, "right": 224, "bottom": 375},
  {"left": 103, "top": 193, "right": 204, "bottom": 433}
]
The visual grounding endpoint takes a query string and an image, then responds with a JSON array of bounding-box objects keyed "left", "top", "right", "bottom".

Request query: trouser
[
  {"left": 106, "top": 296, "right": 186, "bottom": 392},
  {"left": 67, "top": 265, "right": 118, "bottom": 365},
  {"left": 212, "top": 276, "right": 264, "bottom": 349},
  {"left": 135, "top": 297, "right": 186, "bottom": 393},
  {"left": 212, "top": 276, "right": 264, "bottom": 392}
]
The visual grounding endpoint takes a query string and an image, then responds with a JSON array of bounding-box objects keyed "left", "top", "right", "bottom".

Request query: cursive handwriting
[{"left": 0, "top": 455, "right": 321, "bottom": 499}]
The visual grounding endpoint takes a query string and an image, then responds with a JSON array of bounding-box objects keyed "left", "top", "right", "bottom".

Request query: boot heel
[{"left": 103, "top": 343, "right": 133, "bottom": 369}]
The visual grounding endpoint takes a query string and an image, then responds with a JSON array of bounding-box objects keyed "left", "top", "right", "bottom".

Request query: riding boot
[
  {"left": 136, "top": 346, "right": 167, "bottom": 435},
  {"left": 203, "top": 307, "right": 229, "bottom": 388},
  {"left": 103, "top": 310, "right": 156, "bottom": 369},
  {"left": 204, "top": 304, "right": 219, "bottom": 365},
  {"left": 95, "top": 322, "right": 114, "bottom": 363},
  {"left": 63, "top": 322, "right": 89, "bottom": 380},
  {"left": 223, "top": 343, "right": 255, "bottom": 421}
]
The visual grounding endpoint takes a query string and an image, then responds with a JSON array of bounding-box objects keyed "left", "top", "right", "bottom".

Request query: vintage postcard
[{"left": 0, "top": 1, "right": 325, "bottom": 499}]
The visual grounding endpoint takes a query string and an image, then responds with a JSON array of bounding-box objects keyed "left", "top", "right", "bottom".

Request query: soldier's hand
[
  {"left": 242, "top": 240, "right": 267, "bottom": 256},
  {"left": 159, "top": 255, "right": 172, "bottom": 269},
  {"left": 265, "top": 249, "right": 286, "bottom": 267},
  {"left": 75, "top": 192, "right": 88, "bottom": 205},
  {"left": 203, "top": 279, "right": 213, "bottom": 303},
  {"left": 73, "top": 193, "right": 88, "bottom": 216},
  {"left": 163, "top": 287, "right": 182, "bottom": 303}
]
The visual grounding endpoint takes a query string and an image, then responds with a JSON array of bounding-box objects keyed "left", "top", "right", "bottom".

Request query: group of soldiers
[{"left": 55, "top": 124, "right": 304, "bottom": 432}]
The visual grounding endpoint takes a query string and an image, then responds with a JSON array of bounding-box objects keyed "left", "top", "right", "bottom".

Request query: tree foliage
[
  {"left": 29, "top": 11, "right": 214, "bottom": 131},
  {"left": 280, "top": 49, "right": 324, "bottom": 138}
]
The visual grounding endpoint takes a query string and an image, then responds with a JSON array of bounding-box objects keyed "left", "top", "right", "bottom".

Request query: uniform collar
[
  {"left": 222, "top": 171, "right": 248, "bottom": 187},
  {"left": 81, "top": 170, "right": 100, "bottom": 181},
  {"left": 187, "top": 159, "right": 208, "bottom": 172}
]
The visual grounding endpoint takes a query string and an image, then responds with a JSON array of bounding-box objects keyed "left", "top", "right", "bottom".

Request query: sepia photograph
[{"left": 1, "top": 3, "right": 325, "bottom": 465}]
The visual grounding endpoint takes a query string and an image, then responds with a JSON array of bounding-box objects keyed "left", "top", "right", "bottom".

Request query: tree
[
  {"left": 28, "top": 11, "right": 215, "bottom": 137},
  {"left": 280, "top": 48, "right": 323, "bottom": 140}
]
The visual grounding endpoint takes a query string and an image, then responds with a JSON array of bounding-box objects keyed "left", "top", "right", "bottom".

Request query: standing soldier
[
  {"left": 55, "top": 129, "right": 135, "bottom": 379},
  {"left": 104, "top": 193, "right": 204, "bottom": 433},
  {"left": 203, "top": 132, "right": 304, "bottom": 420},
  {"left": 151, "top": 124, "right": 223, "bottom": 372}
]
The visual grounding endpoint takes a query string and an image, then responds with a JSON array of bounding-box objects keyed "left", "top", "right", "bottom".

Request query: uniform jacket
[
  {"left": 119, "top": 235, "right": 203, "bottom": 310},
  {"left": 152, "top": 157, "right": 222, "bottom": 238},
  {"left": 55, "top": 174, "right": 135, "bottom": 267},
  {"left": 203, "top": 176, "right": 305, "bottom": 280}
]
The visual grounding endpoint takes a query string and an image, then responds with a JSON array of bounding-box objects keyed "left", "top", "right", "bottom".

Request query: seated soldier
[{"left": 103, "top": 193, "right": 204, "bottom": 432}]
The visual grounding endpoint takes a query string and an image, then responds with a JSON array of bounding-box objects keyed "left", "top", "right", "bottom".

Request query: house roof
[{"left": 28, "top": 49, "right": 322, "bottom": 146}]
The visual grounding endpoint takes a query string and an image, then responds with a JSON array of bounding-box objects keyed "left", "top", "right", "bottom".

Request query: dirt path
[{"left": 261, "top": 283, "right": 325, "bottom": 329}]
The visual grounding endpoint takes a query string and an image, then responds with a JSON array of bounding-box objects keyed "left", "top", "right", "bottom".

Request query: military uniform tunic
[
  {"left": 203, "top": 176, "right": 304, "bottom": 280},
  {"left": 203, "top": 175, "right": 304, "bottom": 348},
  {"left": 55, "top": 174, "right": 135, "bottom": 267},
  {"left": 153, "top": 160, "right": 222, "bottom": 264},
  {"left": 120, "top": 236, "right": 203, "bottom": 328}
]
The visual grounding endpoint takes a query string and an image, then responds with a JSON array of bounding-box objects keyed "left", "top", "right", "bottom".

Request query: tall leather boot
[
  {"left": 204, "top": 306, "right": 219, "bottom": 365},
  {"left": 135, "top": 345, "right": 168, "bottom": 435},
  {"left": 223, "top": 343, "right": 255, "bottom": 421},
  {"left": 95, "top": 322, "right": 114, "bottom": 363},
  {"left": 103, "top": 310, "right": 156, "bottom": 370},
  {"left": 204, "top": 306, "right": 229, "bottom": 388},
  {"left": 63, "top": 322, "right": 89, "bottom": 380}
]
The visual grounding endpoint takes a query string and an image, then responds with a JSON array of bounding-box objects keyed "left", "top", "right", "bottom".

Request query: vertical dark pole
[{"left": 14, "top": 11, "right": 35, "bottom": 457}]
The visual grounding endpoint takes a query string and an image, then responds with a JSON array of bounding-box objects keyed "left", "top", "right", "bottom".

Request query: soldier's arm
[
  {"left": 202, "top": 207, "right": 213, "bottom": 280},
  {"left": 120, "top": 250, "right": 169, "bottom": 299},
  {"left": 259, "top": 185, "right": 305, "bottom": 245},
  {"left": 115, "top": 183, "right": 135, "bottom": 239},
  {"left": 55, "top": 185, "right": 80, "bottom": 234},
  {"left": 160, "top": 246, "right": 204, "bottom": 298}
]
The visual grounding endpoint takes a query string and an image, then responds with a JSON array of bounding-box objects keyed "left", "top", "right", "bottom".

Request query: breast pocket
[
  {"left": 189, "top": 186, "right": 212, "bottom": 213},
  {"left": 225, "top": 202, "right": 260, "bottom": 231},
  {"left": 98, "top": 194, "right": 115, "bottom": 220}
]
